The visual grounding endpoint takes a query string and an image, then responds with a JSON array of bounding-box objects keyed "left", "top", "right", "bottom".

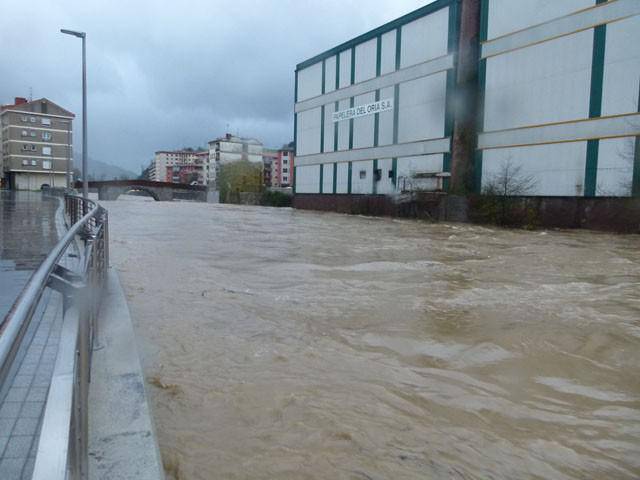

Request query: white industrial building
[{"left": 293, "top": 0, "right": 640, "bottom": 199}]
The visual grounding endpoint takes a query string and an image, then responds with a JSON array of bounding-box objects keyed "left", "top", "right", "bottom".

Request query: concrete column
[{"left": 450, "top": 0, "right": 481, "bottom": 194}]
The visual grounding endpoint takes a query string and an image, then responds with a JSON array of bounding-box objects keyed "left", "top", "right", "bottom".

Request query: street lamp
[{"left": 60, "top": 28, "right": 88, "bottom": 202}]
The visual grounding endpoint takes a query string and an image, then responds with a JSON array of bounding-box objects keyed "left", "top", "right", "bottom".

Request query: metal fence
[{"left": 0, "top": 193, "right": 108, "bottom": 480}]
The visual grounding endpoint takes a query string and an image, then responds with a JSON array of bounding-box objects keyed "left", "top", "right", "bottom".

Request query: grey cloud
[{"left": 1, "top": 0, "right": 428, "bottom": 172}]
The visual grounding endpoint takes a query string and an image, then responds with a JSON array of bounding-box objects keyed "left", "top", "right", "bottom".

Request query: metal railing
[{"left": 0, "top": 193, "right": 108, "bottom": 480}]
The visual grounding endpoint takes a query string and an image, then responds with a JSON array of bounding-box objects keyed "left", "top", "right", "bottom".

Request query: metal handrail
[{"left": 0, "top": 193, "right": 108, "bottom": 480}]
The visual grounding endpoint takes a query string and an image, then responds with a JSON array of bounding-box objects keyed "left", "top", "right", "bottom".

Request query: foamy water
[{"left": 105, "top": 195, "right": 640, "bottom": 479}]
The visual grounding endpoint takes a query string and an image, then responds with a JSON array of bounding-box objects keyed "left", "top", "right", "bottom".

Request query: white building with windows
[{"left": 207, "top": 134, "right": 263, "bottom": 186}]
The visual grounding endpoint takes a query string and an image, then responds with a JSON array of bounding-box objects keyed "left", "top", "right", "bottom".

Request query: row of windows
[
  {"left": 21, "top": 144, "right": 52, "bottom": 155},
  {"left": 21, "top": 130, "right": 52, "bottom": 140},
  {"left": 21, "top": 158, "right": 53, "bottom": 169},
  {"left": 20, "top": 115, "right": 52, "bottom": 126}
]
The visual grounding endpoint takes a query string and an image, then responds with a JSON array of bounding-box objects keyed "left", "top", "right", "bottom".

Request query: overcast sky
[{"left": 1, "top": 0, "right": 431, "bottom": 173}]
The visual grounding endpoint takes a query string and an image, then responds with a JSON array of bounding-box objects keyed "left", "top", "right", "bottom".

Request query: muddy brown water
[{"left": 104, "top": 196, "right": 640, "bottom": 479}]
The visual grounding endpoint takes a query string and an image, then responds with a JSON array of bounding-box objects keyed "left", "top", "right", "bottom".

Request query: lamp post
[{"left": 60, "top": 28, "right": 88, "bottom": 202}]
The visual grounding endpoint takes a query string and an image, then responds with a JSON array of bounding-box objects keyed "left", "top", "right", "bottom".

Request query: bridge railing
[{"left": 0, "top": 193, "right": 108, "bottom": 480}]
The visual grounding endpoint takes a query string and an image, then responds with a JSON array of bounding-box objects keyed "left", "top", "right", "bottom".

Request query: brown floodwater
[{"left": 104, "top": 195, "right": 640, "bottom": 480}]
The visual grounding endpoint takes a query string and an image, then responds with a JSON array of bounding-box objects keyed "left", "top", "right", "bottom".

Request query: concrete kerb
[{"left": 88, "top": 269, "right": 164, "bottom": 480}]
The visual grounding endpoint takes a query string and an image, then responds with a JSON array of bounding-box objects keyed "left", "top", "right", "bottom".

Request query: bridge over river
[{"left": 77, "top": 180, "right": 210, "bottom": 202}]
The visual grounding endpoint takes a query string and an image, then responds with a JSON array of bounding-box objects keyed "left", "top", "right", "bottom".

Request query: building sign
[{"left": 332, "top": 98, "right": 393, "bottom": 123}]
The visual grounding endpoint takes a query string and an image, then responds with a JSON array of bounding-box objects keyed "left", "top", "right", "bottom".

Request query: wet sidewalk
[{"left": 0, "top": 191, "right": 64, "bottom": 479}]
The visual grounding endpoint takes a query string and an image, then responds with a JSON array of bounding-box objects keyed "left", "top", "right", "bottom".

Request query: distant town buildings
[
  {"left": 1, "top": 97, "right": 74, "bottom": 190},
  {"left": 150, "top": 149, "right": 207, "bottom": 184},
  {"left": 262, "top": 144, "right": 295, "bottom": 188}
]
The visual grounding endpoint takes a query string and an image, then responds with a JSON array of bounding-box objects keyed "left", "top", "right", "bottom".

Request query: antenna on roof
[{"left": 28, "top": 87, "right": 33, "bottom": 102}]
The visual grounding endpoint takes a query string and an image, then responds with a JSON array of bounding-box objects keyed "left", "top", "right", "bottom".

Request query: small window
[
  {"left": 21, "top": 130, "right": 27, "bottom": 137},
  {"left": 374, "top": 169, "right": 382, "bottom": 182},
  {"left": 30, "top": 117, "right": 36, "bottom": 123},
  {"left": 22, "top": 144, "right": 29, "bottom": 151},
  {"left": 42, "top": 146, "right": 52, "bottom": 155},
  {"left": 282, "top": 151, "right": 288, "bottom": 157},
  {"left": 31, "top": 160, "right": 37, "bottom": 166},
  {"left": 30, "top": 131, "right": 36, "bottom": 137},
  {"left": 22, "top": 159, "right": 29, "bottom": 166},
  {"left": 359, "top": 170, "right": 366, "bottom": 179},
  {"left": 388, "top": 170, "right": 394, "bottom": 178},
  {"left": 41, "top": 118, "right": 51, "bottom": 126},
  {"left": 43, "top": 160, "right": 52, "bottom": 170},
  {"left": 21, "top": 115, "right": 28, "bottom": 122},
  {"left": 31, "top": 145, "right": 37, "bottom": 151},
  {"left": 42, "top": 132, "right": 51, "bottom": 141},
  {"left": 283, "top": 159, "right": 288, "bottom": 164}
]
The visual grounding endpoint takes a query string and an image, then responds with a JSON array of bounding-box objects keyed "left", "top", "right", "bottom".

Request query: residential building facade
[
  {"left": 271, "top": 146, "right": 295, "bottom": 187},
  {"left": 151, "top": 149, "right": 207, "bottom": 183},
  {"left": 207, "top": 134, "right": 263, "bottom": 186},
  {"left": 1, "top": 97, "right": 74, "bottom": 190}
]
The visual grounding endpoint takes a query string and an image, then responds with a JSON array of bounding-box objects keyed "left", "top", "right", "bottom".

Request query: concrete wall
[{"left": 293, "top": 193, "right": 640, "bottom": 233}]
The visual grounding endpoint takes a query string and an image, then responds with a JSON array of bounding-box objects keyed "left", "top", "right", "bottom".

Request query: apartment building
[
  {"left": 1, "top": 97, "right": 74, "bottom": 190},
  {"left": 271, "top": 146, "right": 295, "bottom": 187},
  {"left": 207, "top": 134, "right": 263, "bottom": 186},
  {"left": 151, "top": 149, "right": 207, "bottom": 183}
]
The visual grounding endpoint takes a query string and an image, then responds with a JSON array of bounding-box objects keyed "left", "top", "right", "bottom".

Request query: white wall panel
[
  {"left": 376, "top": 158, "right": 395, "bottom": 194},
  {"left": 337, "top": 99, "right": 350, "bottom": 150},
  {"left": 484, "top": 31, "right": 592, "bottom": 132},
  {"left": 378, "top": 86, "right": 395, "bottom": 146},
  {"left": 397, "top": 154, "right": 443, "bottom": 191},
  {"left": 296, "top": 164, "right": 320, "bottom": 193},
  {"left": 322, "top": 163, "right": 334, "bottom": 193},
  {"left": 353, "top": 92, "right": 376, "bottom": 149},
  {"left": 297, "top": 107, "right": 321, "bottom": 156},
  {"left": 298, "top": 62, "right": 323, "bottom": 101},
  {"left": 336, "top": 162, "right": 349, "bottom": 193},
  {"left": 339, "top": 49, "right": 352, "bottom": 88},
  {"left": 482, "top": 142, "right": 587, "bottom": 196},
  {"left": 400, "top": 8, "right": 449, "bottom": 69},
  {"left": 351, "top": 160, "right": 374, "bottom": 194},
  {"left": 398, "top": 72, "right": 447, "bottom": 143},
  {"left": 601, "top": 15, "right": 640, "bottom": 117},
  {"left": 487, "top": 0, "right": 593, "bottom": 41},
  {"left": 324, "top": 55, "right": 337, "bottom": 93},
  {"left": 596, "top": 137, "right": 635, "bottom": 196},
  {"left": 380, "top": 30, "right": 396, "bottom": 75},
  {"left": 355, "top": 38, "right": 377, "bottom": 83},
  {"left": 323, "top": 103, "right": 335, "bottom": 153}
]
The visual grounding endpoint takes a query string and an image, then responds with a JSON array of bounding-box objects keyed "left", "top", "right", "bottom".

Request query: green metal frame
[
  {"left": 333, "top": 162, "right": 338, "bottom": 194},
  {"left": 584, "top": 3, "right": 607, "bottom": 197},
  {"left": 475, "top": 0, "right": 489, "bottom": 193},
  {"left": 319, "top": 163, "right": 324, "bottom": 193}
]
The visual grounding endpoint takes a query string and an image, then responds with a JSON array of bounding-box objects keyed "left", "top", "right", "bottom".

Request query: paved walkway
[{"left": 0, "top": 191, "right": 66, "bottom": 479}]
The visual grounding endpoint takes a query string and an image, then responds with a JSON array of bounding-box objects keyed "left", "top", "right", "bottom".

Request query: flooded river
[{"left": 104, "top": 196, "right": 640, "bottom": 479}]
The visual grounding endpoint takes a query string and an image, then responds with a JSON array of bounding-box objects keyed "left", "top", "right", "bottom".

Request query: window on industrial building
[
  {"left": 31, "top": 145, "right": 37, "bottom": 151},
  {"left": 41, "top": 118, "right": 51, "bottom": 126},
  {"left": 374, "top": 169, "right": 382, "bottom": 182},
  {"left": 22, "top": 144, "right": 28, "bottom": 150},
  {"left": 43, "top": 160, "right": 52, "bottom": 169},
  {"left": 388, "top": 170, "right": 394, "bottom": 178},
  {"left": 22, "top": 159, "right": 28, "bottom": 166},
  {"left": 30, "top": 131, "right": 36, "bottom": 137},
  {"left": 20, "top": 115, "right": 27, "bottom": 122},
  {"left": 42, "top": 132, "right": 51, "bottom": 141},
  {"left": 31, "top": 160, "right": 37, "bottom": 166},
  {"left": 359, "top": 170, "right": 366, "bottom": 179},
  {"left": 30, "top": 117, "right": 36, "bottom": 123},
  {"left": 21, "top": 130, "right": 27, "bottom": 137},
  {"left": 42, "top": 146, "right": 52, "bottom": 155}
]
